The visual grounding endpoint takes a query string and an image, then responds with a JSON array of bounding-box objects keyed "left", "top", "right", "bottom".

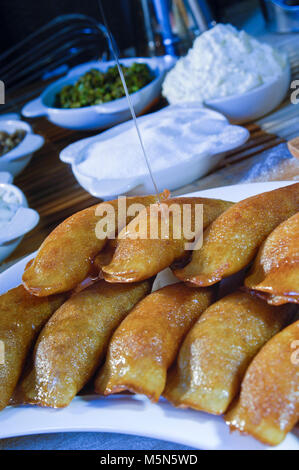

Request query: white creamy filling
[
  {"left": 162, "top": 24, "right": 287, "bottom": 104},
  {"left": 0, "top": 187, "right": 20, "bottom": 230},
  {"left": 76, "top": 106, "right": 246, "bottom": 180}
]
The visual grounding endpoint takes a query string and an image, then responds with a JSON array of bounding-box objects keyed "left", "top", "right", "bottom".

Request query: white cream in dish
[
  {"left": 162, "top": 24, "right": 287, "bottom": 105},
  {"left": 76, "top": 106, "right": 247, "bottom": 180},
  {"left": 0, "top": 186, "right": 20, "bottom": 229}
]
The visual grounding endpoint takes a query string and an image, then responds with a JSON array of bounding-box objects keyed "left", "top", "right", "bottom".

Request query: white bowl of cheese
[{"left": 162, "top": 24, "right": 290, "bottom": 123}]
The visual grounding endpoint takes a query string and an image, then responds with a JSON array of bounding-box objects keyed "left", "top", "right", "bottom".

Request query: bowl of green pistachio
[{"left": 22, "top": 57, "right": 173, "bottom": 130}]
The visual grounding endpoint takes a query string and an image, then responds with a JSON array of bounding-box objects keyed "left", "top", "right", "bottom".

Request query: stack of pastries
[{"left": 1, "top": 184, "right": 298, "bottom": 447}]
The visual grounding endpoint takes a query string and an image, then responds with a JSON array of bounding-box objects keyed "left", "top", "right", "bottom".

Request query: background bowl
[
  {"left": 60, "top": 106, "right": 249, "bottom": 199},
  {"left": 0, "top": 183, "right": 39, "bottom": 263},
  {"left": 0, "top": 171, "right": 13, "bottom": 184},
  {"left": 0, "top": 119, "right": 44, "bottom": 177},
  {"left": 204, "top": 63, "right": 291, "bottom": 123},
  {"left": 22, "top": 57, "right": 174, "bottom": 131}
]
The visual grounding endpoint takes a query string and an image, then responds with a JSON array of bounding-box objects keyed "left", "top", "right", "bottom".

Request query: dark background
[
  {"left": 0, "top": 0, "right": 137, "bottom": 54},
  {"left": 0, "top": 0, "right": 256, "bottom": 54}
]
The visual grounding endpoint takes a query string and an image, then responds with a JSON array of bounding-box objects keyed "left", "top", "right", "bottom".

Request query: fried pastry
[
  {"left": 163, "top": 291, "right": 290, "bottom": 415},
  {"left": 103, "top": 197, "right": 233, "bottom": 282},
  {"left": 175, "top": 183, "right": 299, "bottom": 286},
  {"left": 15, "top": 279, "right": 151, "bottom": 408},
  {"left": 93, "top": 239, "right": 117, "bottom": 276},
  {"left": 245, "top": 212, "right": 299, "bottom": 305},
  {"left": 95, "top": 283, "right": 213, "bottom": 401},
  {"left": 225, "top": 320, "right": 299, "bottom": 446},
  {"left": 0, "top": 285, "right": 65, "bottom": 411},
  {"left": 22, "top": 193, "right": 165, "bottom": 296}
]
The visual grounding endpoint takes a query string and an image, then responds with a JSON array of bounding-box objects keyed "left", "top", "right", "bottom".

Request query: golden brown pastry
[
  {"left": 225, "top": 320, "right": 299, "bottom": 446},
  {"left": 103, "top": 197, "right": 233, "bottom": 282},
  {"left": 0, "top": 285, "right": 65, "bottom": 411},
  {"left": 163, "top": 291, "right": 290, "bottom": 415},
  {"left": 93, "top": 239, "right": 117, "bottom": 276},
  {"left": 15, "top": 279, "right": 151, "bottom": 408},
  {"left": 175, "top": 183, "right": 299, "bottom": 286},
  {"left": 245, "top": 212, "right": 299, "bottom": 305},
  {"left": 22, "top": 193, "right": 166, "bottom": 296},
  {"left": 95, "top": 283, "right": 213, "bottom": 401}
]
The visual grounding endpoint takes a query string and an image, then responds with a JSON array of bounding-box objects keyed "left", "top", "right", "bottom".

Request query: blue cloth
[{"left": 0, "top": 432, "right": 194, "bottom": 450}]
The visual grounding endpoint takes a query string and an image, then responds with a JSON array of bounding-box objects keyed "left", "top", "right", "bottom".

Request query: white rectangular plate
[{"left": 0, "top": 181, "right": 298, "bottom": 450}]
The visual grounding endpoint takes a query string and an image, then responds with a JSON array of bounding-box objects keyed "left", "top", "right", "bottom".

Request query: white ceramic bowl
[
  {"left": 22, "top": 57, "right": 174, "bottom": 131},
  {"left": 60, "top": 106, "right": 249, "bottom": 199},
  {"left": 0, "top": 182, "right": 39, "bottom": 263},
  {"left": 0, "top": 119, "right": 44, "bottom": 177},
  {"left": 0, "top": 171, "right": 13, "bottom": 184},
  {"left": 204, "top": 63, "right": 291, "bottom": 123}
]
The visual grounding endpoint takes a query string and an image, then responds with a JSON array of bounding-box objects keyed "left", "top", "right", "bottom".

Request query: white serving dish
[
  {"left": 0, "top": 119, "right": 44, "bottom": 177},
  {"left": 0, "top": 113, "right": 20, "bottom": 122},
  {"left": 204, "top": 63, "right": 291, "bottom": 123},
  {"left": 0, "top": 181, "right": 298, "bottom": 450},
  {"left": 60, "top": 105, "right": 249, "bottom": 199},
  {"left": 22, "top": 57, "right": 174, "bottom": 131},
  {"left": 0, "top": 171, "right": 13, "bottom": 184},
  {"left": 0, "top": 182, "right": 39, "bottom": 263}
]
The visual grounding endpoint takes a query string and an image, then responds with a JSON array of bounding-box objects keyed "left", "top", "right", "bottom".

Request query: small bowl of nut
[{"left": 0, "top": 119, "right": 44, "bottom": 177}]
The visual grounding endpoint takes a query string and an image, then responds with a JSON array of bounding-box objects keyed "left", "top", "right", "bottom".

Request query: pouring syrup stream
[{"left": 98, "top": 0, "right": 161, "bottom": 202}]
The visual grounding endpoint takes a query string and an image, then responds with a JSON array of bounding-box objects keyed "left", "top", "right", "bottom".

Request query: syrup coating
[
  {"left": 15, "top": 279, "right": 151, "bottom": 408},
  {"left": 0, "top": 285, "right": 65, "bottom": 411},
  {"left": 22, "top": 193, "right": 164, "bottom": 296},
  {"left": 103, "top": 197, "right": 233, "bottom": 282},
  {"left": 225, "top": 320, "right": 299, "bottom": 446},
  {"left": 95, "top": 283, "right": 213, "bottom": 401},
  {"left": 163, "top": 291, "right": 290, "bottom": 415},
  {"left": 175, "top": 183, "right": 299, "bottom": 286},
  {"left": 93, "top": 239, "right": 117, "bottom": 276},
  {"left": 245, "top": 212, "right": 299, "bottom": 305}
]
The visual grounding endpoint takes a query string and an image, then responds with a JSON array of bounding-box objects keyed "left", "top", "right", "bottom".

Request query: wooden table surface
[{"left": 1, "top": 52, "right": 299, "bottom": 270}]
